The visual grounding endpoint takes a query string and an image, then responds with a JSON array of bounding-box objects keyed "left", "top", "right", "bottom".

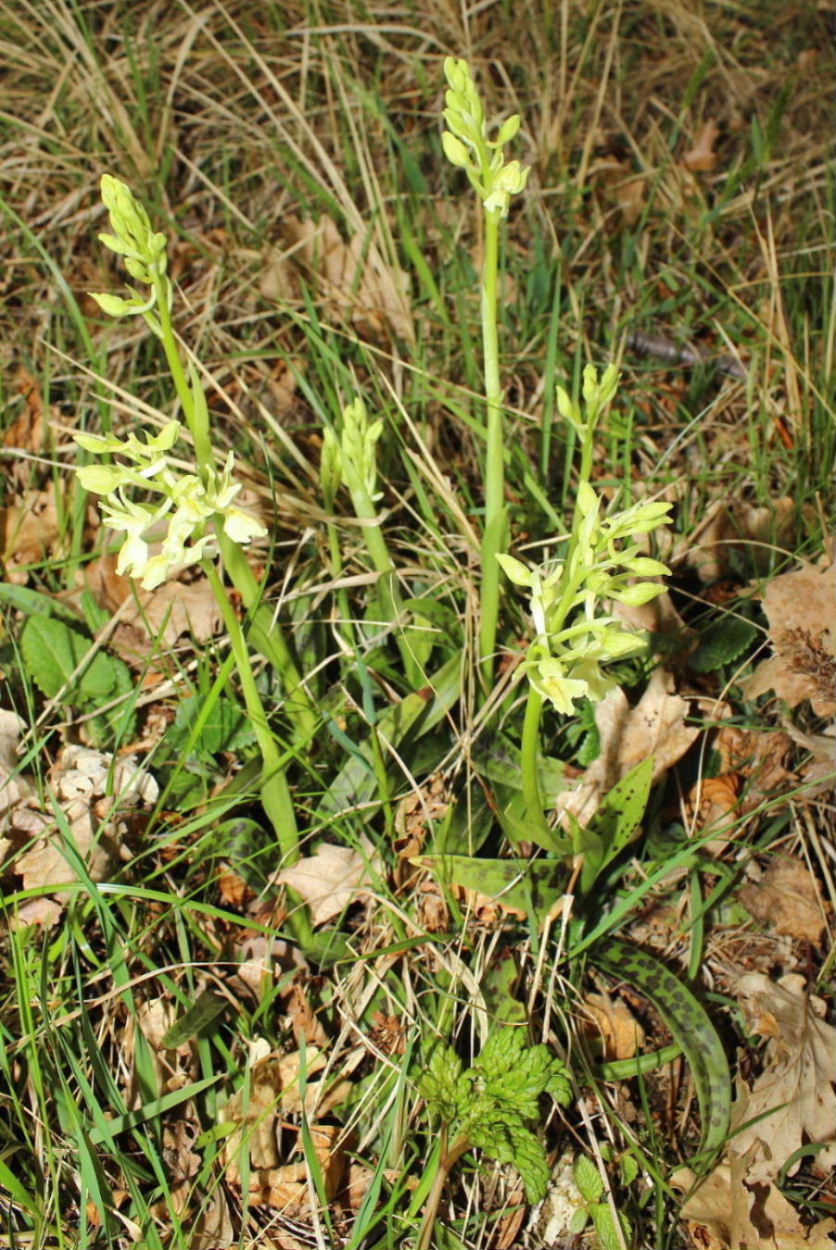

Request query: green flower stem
[
  {"left": 517, "top": 421, "right": 593, "bottom": 833},
  {"left": 150, "top": 272, "right": 316, "bottom": 739},
  {"left": 347, "top": 480, "right": 421, "bottom": 689},
  {"left": 152, "top": 278, "right": 211, "bottom": 474},
  {"left": 417, "top": 1128, "right": 471, "bottom": 1250},
  {"left": 325, "top": 522, "right": 357, "bottom": 652},
  {"left": 218, "top": 532, "right": 317, "bottom": 740},
  {"left": 202, "top": 561, "right": 295, "bottom": 856},
  {"left": 478, "top": 208, "right": 506, "bottom": 689},
  {"left": 520, "top": 684, "right": 547, "bottom": 831},
  {"left": 203, "top": 559, "right": 313, "bottom": 947}
]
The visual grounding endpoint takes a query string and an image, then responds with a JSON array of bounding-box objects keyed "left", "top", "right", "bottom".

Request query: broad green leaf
[
  {"left": 170, "top": 694, "right": 255, "bottom": 757},
  {"left": 690, "top": 617, "right": 758, "bottom": 672},
  {"left": 0, "top": 582, "right": 79, "bottom": 621},
  {"left": 414, "top": 853, "right": 564, "bottom": 920},
  {"left": 21, "top": 615, "right": 133, "bottom": 709},
  {"left": 161, "top": 991, "right": 227, "bottom": 1047},
  {"left": 573, "top": 1153, "right": 603, "bottom": 1202},
  {"left": 578, "top": 756, "right": 654, "bottom": 892},
  {"left": 481, "top": 948, "right": 526, "bottom": 1024},
  {"left": 470, "top": 732, "right": 567, "bottom": 804},
  {"left": 594, "top": 939, "right": 731, "bottom": 1160},
  {"left": 496, "top": 790, "right": 571, "bottom": 855}
]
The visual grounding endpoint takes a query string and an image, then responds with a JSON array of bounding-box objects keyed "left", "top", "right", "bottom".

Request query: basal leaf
[
  {"left": 414, "top": 853, "right": 564, "bottom": 920},
  {"left": 171, "top": 694, "right": 256, "bottom": 757},
  {"left": 690, "top": 616, "right": 758, "bottom": 673},
  {"left": 21, "top": 615, "right": 126, "bottom": 704},
  {"left": 578, "top": 756, "right": 654, "bottom": 892}
]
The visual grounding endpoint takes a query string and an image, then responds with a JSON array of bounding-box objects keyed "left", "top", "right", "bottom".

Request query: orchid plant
[
  {"left": 498, "top": 364, "right": 672, "bottom": 847},
  {"left": 75, "top": 175, "right": 314, "bottom": 941},
  {"left": 441, "top": 63, "right": 672, "bottom": 843},
  {"left": 75, "top": 70, "right": 673, "bottom": 945},
  {"left": 441, "top": 56, "right": 530, "bottom": 687}
]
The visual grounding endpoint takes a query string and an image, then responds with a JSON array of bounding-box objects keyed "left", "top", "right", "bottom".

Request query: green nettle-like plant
[
  {"left": 568, "top": 1151, "right": 636, "bottom": 1249},
  {"left": 417, "top": 1027, "right": 572, "bottom": 1250}
]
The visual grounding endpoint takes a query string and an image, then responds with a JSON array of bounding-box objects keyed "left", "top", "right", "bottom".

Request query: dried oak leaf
[
  {"left": 713, "top": 725, "right": 795, "bottom": 805},
  {"left": 557, "top": 668, "right": 698, "bottom": 828},
  {"left": 732, "top": 972, "right": 835, "bottom": 1181},
  {"left": 272, "top": 835, "right": 380, "bottom": 926},
  {"left": 590, "top": 158, "right": 647, "bottom": 225},
  {"left": 677, "top": 498, "right": 796, "bottom": 584},
  {"left": 11, "top": 747, "right": 157, "bottom": 906},
  {"left": 674, "top": 974, "right": 835, "bottom": 1247},
  {"left": 674, "top": 1159, "right": 835, "bottom": 1250},
  {"left": 223, "top": 1049, "right": 327, "bottom": 1178},
  {"left": 1, "top": 481, "right": 62, "bottom": 583},
  {"left": 583, "top": 990, "right": 645, "bottom": 1061},
  {"left": 0, "top": 709, "right": 33, "bottom": 821},
  {"left": 222, "top": 1047, "right": 347, "bottom": 1210},
  {"left": 75, "top": 558, "right": 224, "bottom": 652},
  {"left": 681, "top": 119, "right": 721, "bottom": 172},
  {"left": 742, "top": 557, "right": 835, "bottom": 717},
  {"left": 261, "top": 214, "right": 414, "bottom": 346},
  {"left": 739, "top": 857, "right": 828, "bottom": 946}
]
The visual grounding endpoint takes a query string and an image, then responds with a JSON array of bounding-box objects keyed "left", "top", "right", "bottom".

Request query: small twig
[{"left": 627, "top": 330, "right": 747, "bottom": 380}]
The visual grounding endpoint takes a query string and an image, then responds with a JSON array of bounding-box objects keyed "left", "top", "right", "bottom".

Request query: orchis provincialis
[
  {"left": 441, "top": 57, "right": 530, "bottom": 688},
  {"left": 499, "top": 364, "right": 671, "bottom": 716},
  {"left": 90, "top": 174, "right": 170, "bottom": 320},
  {"left": 74, "top": 174, "right": 319, "bottom": 942},
  {"left": 322, "top": 398, "right": 421, "bottom": 687},
  {"left": 497, "top": 483, "right": 671, "bottom": 716},
  {"left": 81, "top": 174, "right": 315, "bottom": 736},
  {"left": 499, "top": 364, "right": 672, "bottom": 842},
  {"left": 75, "top": 421, "right": 266, "bottom": 591},
  {"left": 441, "top": 57, "right": 530, "bottom": 220}
]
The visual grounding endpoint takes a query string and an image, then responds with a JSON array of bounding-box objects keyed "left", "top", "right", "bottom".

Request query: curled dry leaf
[
  {"left": 1, "top": 481, "right": 62, "bottom": 584},
  {"left": 681, "top": 119, "right": 721, "bottom": 172},
  {"left": 742, "top": 556, "right": 836, "bottom": 717},
  {"left": 674, "top": 973, "right": 836, "bottom": 1249},
  {"left": 0, "top": 710, "right": 33, "bottom": 821},
  {"left": 76, "top": 557, "right": 224, "bottom": 654},
  {"left": 261, "top": 213, "right": 414, "bottom": 346},
  {"left": 687, "top": 773, "right": 740, "bottom": 850},
  {"left": 674, "top": 1160, "right": 835, "bottom": 1250},
  {"left": 557, "top": 669, "right": 698, "bottom": 829},
  {"left": 590, "top": 157, "right": 647, "bottom": 225},
  {"left": 676, "top": 497, "right": 796, "bottom": 584},
  {"left": 272, "top": 835, "right": 380, "bottom": 926},
  {"left": 5, "top": 367, "right": 47, "bottom": 491},
  {"left": 782, "top": 720, "right": 835, "bottom": 792},
  {"left": 583, "top": 990, "right": 645, "bottom": 1061},
  {"left": 732, "top": 972, "right": 835, "bottom": 1181},
  {"left": 7, "top": 747, "right": 158, "bottom": 917},
  {"left": 713, "top": 725, "right": 795, "bottom": 804},
  {"left": 222, "top": 1049, "right": 347, "bottom": 1210},
  {"left": 739, "top": 857, "right": 828, "bottom": 946}
]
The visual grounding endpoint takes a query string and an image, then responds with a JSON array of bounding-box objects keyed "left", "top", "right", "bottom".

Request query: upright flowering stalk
[
  {"left": 322, "top": 397, "right": 421, "bottom": 686},
  {"left": 497, "top": 365, "right": 672, "bottom": 846},
  {"left": 76, "top": 177, "right": 314, "bottom": 939},
  {"left": 442, "top": 58, "right": 530, "bottom": 688},
  {"left": 85, "top": 176, "right": 314, "bottom": 739}
]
